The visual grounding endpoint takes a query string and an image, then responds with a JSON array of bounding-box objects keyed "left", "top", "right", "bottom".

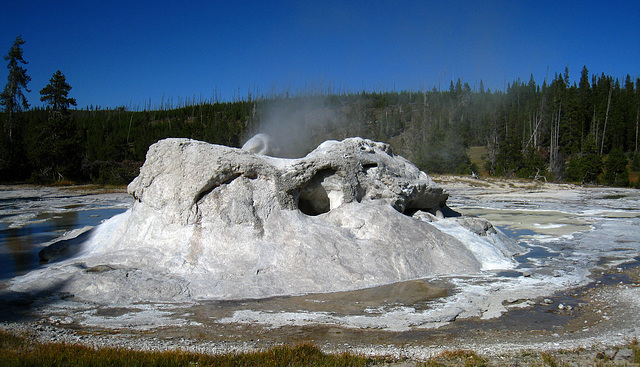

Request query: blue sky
[{"left": 2, "top": 0, "right": 639, "bottom": 109}]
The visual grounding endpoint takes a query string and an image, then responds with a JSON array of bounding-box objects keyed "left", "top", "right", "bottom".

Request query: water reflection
[
  {"left": 2, "top": 227, "right": 39, "bottom": 279},
  {"left": 0, "top": 198, "right": 127, "bottom": 280}
]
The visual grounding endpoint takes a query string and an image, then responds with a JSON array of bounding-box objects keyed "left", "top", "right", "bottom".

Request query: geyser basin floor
[
  {"left": 2, "top": 263, "right": 639, "bottom": 361},
  {"left": 1, "top": 178, "right": 640, "bottom": 359}
]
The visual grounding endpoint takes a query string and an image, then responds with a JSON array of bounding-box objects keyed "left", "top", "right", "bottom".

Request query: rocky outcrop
[
  {"left": 11, "top": 137, "right": 522, "bottom": 303},
  {"left": 127, "top": 137, "right": 450, "bottom": 225}
]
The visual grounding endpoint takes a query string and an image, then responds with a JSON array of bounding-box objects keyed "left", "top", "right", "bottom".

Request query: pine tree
[
  {"left": 0, "top": 35, "right": 31, "bottom": 141},
  {"left": 31, "top": 70, "right": 81, "bottom": 182},
  {"left": 0, "top": 35, "right": 31, "bottom": 180},
  {"left": 578, "top": 66, "right": 591, "bottom": 152},
  {"left": 40, "top": 70, "right": 77, "bottom": 112},
  {"left": 603, "top": 147, "right": 629, "bottom": 186},
  {"left": 564, "top": 139, "right": 602, "bottom": 184}
]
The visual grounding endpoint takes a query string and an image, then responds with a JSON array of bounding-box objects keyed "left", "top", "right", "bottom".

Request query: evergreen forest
[{"left": 1, "top": 37, "right": 639, "bottom": 187}]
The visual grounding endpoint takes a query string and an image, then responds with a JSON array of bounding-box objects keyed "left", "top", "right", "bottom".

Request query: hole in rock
[
  {"left": 299, "top": 186, "right": 330, "bottom": 216},
  {"left": 362, "top": 163, "right": 378, "bottom": 171},
  {"left": 298, "top": 169, "right": 337, "bottom": 216}
]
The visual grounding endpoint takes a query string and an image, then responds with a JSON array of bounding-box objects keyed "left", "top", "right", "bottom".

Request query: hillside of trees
[{"left": 2, "top": 37, "right": 639, "bottom": 187}]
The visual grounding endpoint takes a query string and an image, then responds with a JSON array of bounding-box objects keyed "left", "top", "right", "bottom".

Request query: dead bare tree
[
  {"left": 592, "top": 106, "right": 598, "bottom": 145},
  {"left": 600, "top": 86, "right": 613, "bottom": 154},
  {"left": 550, "top": 103, "right": 561, "bottom": 172},
  {"left": 525, "top": 95, "right": 546, "bottom": 149},
  {"left": 530, "top": 168, "right": 547, "bottom": 182},
  {"left": 636, "top": 103, "right": 640, "bottom": 153}
]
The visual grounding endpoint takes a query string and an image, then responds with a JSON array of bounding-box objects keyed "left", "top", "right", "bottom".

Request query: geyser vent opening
[
  {"left": 298, "top": 185, "right": 330, "bottom": 216},
  {"left": 297, "top": 169, "right": 337, "bottom": 216}
]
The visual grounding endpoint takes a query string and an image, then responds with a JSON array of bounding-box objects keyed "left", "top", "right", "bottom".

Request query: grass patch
[
  {"left": 0, "top": 330, "right": 370, "bottom": 366},
  {"left": 540, "top": 352, "right": 560, "bottom": 366},
  {"left": 4, "top": 328, "right": 640, "bottom": 366},
  {"left": 630, "top": 337, "right": 640, "bottom": 364},
  {"left": 418, "top": 349, "right": 488, "bottom": 366}
]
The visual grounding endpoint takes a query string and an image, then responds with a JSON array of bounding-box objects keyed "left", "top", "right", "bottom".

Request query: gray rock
[
  {"left": 39, "top": 227, "right": 95, "bottom": 262},
  {"left": 455, "top": 217, "right": 498, "bottom": 236}
]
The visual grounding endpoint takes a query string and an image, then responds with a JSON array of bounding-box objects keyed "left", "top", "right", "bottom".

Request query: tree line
[{"left": 1, "top": 35, "right": 639, "bottom": 187}]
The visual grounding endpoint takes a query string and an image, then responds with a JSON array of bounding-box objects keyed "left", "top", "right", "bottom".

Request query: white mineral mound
[{"left": 11, "top": 137, "right": 522, "bottom": 304}]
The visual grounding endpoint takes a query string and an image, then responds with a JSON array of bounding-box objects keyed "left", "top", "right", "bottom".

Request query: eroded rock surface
[{"left": 11, "top": 138, "right": 522, "bottom": 303}]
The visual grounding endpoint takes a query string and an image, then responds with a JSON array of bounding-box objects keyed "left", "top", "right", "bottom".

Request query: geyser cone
[{"left": 11, "top": 138, "right": 522, "bottom": 303}]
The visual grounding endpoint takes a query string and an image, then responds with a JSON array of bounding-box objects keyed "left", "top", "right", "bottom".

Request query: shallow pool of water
[{"left": 0, "top": 186, "right": 130, "bottom": 280}]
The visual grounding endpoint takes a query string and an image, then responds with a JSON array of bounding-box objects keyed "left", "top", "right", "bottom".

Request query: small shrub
[
  {"left": 603, "top": 147, "right": 630, "bottom": 187},
  {"left": 630, "top": 337, "right": 640, "bottom": 364},
  {"left": 630, "top": 152, "right": 640, "bottom": 172},
  {"left": 540, "top": 352, "right": 558, "bottom": 367}
]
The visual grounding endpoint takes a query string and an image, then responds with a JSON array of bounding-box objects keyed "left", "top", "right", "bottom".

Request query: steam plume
[{"left": 244, "top": 96, "right": 344, "bottom": 158}]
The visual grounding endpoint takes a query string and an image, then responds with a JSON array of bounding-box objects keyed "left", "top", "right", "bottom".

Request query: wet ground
[
  {"left": 1, "top": 178, "right": 640, "bottom": 362},
  {"left": 2, "top": 259, "right": 638, "bottom": 364}
]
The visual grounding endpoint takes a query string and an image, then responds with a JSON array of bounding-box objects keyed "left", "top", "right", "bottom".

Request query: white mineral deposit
[{"left": 9, "top": 137, "right": 521, "bottom": 304}]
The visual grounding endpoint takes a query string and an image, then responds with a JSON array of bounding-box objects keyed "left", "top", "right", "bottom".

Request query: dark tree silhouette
[
  {"left": 40, "top": 70, "right": 76, "bottom": 112},
  {"left": 0, "top": 35, "right": 31, "bottom": 180},
  {"left": 1, "top": 35, "right": 30, "bottom": 139}
]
